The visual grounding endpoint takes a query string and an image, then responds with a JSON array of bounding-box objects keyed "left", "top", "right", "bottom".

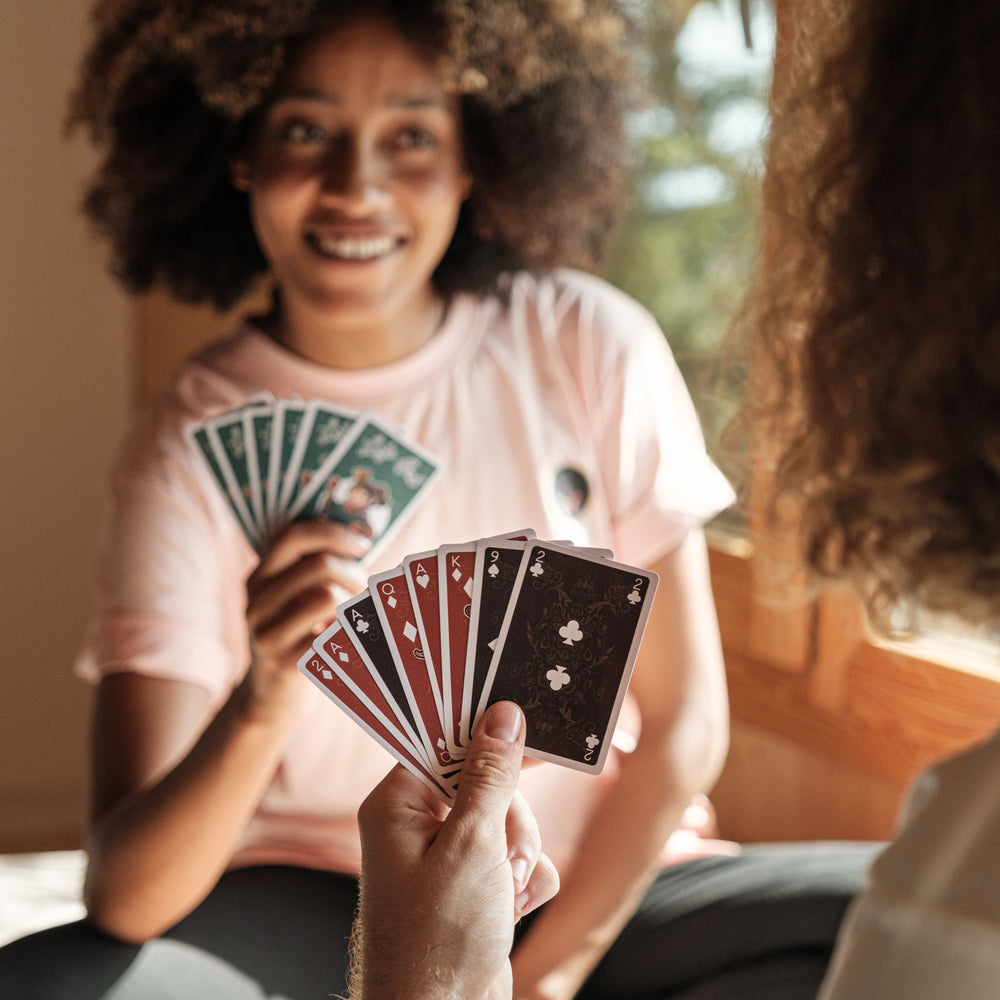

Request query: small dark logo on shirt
[{"left": 555, "top": 467, "right": 589, "bottom": 517}]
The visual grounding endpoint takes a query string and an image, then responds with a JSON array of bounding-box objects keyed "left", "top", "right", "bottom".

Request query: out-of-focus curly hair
[
  {"left": 752, "top": 0, "right": 1000, "bottom": 628},
  {"left": 68, "top": 0, "right": 638, "bottom": 309}
]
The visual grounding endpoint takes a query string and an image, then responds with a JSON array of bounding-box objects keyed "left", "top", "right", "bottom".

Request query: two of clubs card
[
  {"left": 298, "top": 530, "right": 659, "bottom": 801},
  {"left": 186, "top": 394, "right": 441, "bottom": 557}
]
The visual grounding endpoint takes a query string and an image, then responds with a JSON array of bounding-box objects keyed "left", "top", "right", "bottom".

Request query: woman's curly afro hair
[
  {"left": 752, "top": 0, "right": 1000, "bottom": 628},
  {"left": 69, "top": 0, "right": 640, "bottom": 310}
]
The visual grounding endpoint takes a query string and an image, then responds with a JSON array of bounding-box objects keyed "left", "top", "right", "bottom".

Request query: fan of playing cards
[
  {"left": 298, "top": 530, "right": 659, "bottom": 800},
  {"left": 186, "top": 395, "right": 441, "bottom": 556}
]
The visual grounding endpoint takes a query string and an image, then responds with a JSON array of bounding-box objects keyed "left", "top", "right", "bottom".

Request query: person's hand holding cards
[
  {"left": 242, "top": 518, "right": 371, "bottom": 725},
  {"left": 186, "top": 394, "right": 442, "bottom": 557},
  {"left": 299, "top": 531, "right": 659, "bottom": 799}
]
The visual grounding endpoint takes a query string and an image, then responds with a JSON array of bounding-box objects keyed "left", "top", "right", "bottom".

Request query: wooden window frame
[{"left": 707, "top": 534, "right": 1000, "bottom": 842}]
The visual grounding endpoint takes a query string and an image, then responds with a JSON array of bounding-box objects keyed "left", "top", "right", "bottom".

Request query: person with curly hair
[
  {"left": 753, "top": 0, "right": 1000, "bottom": 996},
  {"left": 0, "top": 2, "right": 877, "bottom": 998}
]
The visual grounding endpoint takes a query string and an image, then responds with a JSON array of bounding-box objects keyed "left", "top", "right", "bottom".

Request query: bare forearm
[
  {"left": 511, "top": 533, "right": 731, "bottom": 999},
  {"left": 85, "top": 684, "right": 295, "bottom": 942},
  {"left": 510, "top": 755, "right": 686, "bottom": 998},
  {"left": 512, "top": 718, "right": 727, "bottom": 999}
]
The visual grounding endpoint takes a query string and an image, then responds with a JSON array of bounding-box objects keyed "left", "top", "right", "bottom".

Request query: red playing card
[
  {"left": 402, "top": 550, "right": 448, "bottom": 736},
  {"left": 369, "top": 566, "right": 463, "bottom": 771},
  {"left": 437, "top": 543, "right": 477, "bottom": 749},
  {"left": 299, "top": 634, "right": 452, "bottom": 799}
]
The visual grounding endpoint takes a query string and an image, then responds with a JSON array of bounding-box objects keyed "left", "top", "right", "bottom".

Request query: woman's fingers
[
  {"left": 248, "top": 550, "right": 360, "bottom": 632},
  {"left": 249, "top": 520, "right": 371, "bottom": 589},
  {"left": 247, "top": 523, "right": 368, "bottom": 634}
]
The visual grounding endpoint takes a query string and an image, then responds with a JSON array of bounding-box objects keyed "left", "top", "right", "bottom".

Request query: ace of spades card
[{"left": 480, "top": 542, "right": 658, "bottom": 774}]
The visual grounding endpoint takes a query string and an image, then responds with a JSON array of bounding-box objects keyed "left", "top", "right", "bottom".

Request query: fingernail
[
  {"left": 509, "top": 856, "right": 529, "bottom": 890},
  {"left": 485, "top": 701, "right": 522, "bottom": 742},
  {"left": 345, "top": 533, "right": 372, "bottom": 556}
]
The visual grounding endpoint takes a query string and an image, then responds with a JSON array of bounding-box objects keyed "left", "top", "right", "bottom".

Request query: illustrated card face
[
  {"left": 336, "top": 591, "right": 429, "bottom": 766},
  {"left": 186, "top": 397, "right": 442, "bottom": 565},
  {"left": 299, "top": 639, "right": 449, "bottom": 800},
  {"left": 187, "top": 424, "right": 259, "bottom": 547},
  {"left": 280, "top": 401, "right": 357, "bottom": 517},
  {"left": 290, "top": 415, "right": 441, "bottom": 558},
  {"left": 437, "top": 543, "right": 477, "bottom": 747},
  {"left": 370, "top": 567, "right": 462, "bottom": 771},
  {"left": 480, "top": 543, "right": 658, "bottom": 773},
  {"left": 248, "top": 409, "right": 274, "bottom": 533}
]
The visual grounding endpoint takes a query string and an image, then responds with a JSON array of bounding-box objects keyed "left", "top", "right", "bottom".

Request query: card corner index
[{"left": 297, "top": 647, "right": 328, "bottom": 684}]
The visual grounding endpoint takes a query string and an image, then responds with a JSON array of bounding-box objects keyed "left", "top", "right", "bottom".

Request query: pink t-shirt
[{"left": 78, "top": 268, "right": 734, "bottom": 875}]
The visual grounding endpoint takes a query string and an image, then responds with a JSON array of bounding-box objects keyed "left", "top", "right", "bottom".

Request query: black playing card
[
  {"left": 464, "top": 538, "right": 527, "bottom": 734},
  {"left": 479, "top": 542, "right": 658, "bottom": 773}
]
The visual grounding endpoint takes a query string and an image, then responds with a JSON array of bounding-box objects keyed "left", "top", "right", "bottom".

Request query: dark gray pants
[{"left": 0, "top": 842, "right": 880, "bottom": 1000}]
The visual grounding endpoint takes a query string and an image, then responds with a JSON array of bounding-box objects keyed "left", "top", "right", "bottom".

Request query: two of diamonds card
[
  {"left": 299, "top": 533, "right": 658, "bottom": 799},
  {"left": 185, "top": 395, "right": 441, "bottom": 557}
]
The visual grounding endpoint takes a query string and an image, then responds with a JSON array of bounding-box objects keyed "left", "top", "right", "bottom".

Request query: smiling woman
[
  {"left": 0, "top": 1, "right": 736, "bottom": 997},
  {"left": 0, "top": 2, "right": 878, "bottom": 999},
  {"left": 68, "top": 0, "right": 636, "bottom": 312},
  {"left": 230, "top": 13, "right": 472, "bottom": 368}
]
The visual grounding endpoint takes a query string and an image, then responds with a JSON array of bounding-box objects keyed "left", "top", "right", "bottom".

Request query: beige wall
[{"left": 0, "top": 1, "right": 130, "bottom": 850}]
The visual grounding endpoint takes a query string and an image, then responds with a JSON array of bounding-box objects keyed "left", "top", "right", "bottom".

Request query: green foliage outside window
[{"left": 607, "top": 0, "right": 774, "bottom": 472}]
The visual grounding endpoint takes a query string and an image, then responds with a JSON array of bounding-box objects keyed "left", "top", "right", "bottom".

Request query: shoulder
[
  {"left": 116, "top": 327, "right": 262, "bottom": 481},
  {"left": 497, "top": 269, "right": 669, "bottom": 385},
  {"left": 506, "top": 268, "right": 663, "bottom": 349},
  {"left": 168, "top": 326, "right": 269, "bottom": 418},
  {"left": 147, "top": 326, "right": 267, "bottom": 432},
  {"left": 509, "top": 268, "right": 655, "bottom": 321}
]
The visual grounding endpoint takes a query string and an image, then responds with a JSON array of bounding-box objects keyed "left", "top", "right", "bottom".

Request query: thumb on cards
[
  {"left": 439, "top": 702, "right": 559, "bottom": 918},
  {"left": 443, "top": 701, "right": 525, "bottom": 840}
]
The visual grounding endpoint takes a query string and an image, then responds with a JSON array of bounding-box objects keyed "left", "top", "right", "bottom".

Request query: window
[
  {"left": 607, "top": 0, "right": 1000, "bottom": 842},
  {"left": 607, "top": 0, "right": 774, "bottom": 483}
]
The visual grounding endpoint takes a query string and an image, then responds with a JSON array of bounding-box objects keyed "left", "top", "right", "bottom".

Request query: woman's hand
[
  {"left": 85, "top": 519, "right": 371, "bottom": 942},
  {"left": 242, "top": 520, "right": 369, "bottom": 722}
]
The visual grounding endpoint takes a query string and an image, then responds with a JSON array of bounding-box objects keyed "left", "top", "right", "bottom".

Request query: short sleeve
[
  {"left": 573, "top": 277, "right": 735, "bottom": 565},
  {"left": 75, "top": 395, "right": 257, "bottom": 706}
]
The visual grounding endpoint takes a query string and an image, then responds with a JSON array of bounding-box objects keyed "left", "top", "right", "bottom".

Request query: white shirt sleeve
[
  {"left": 565, "top": 274, "right": 735, "bottom": 565},
  {"left": 820, "top": 728, "right": 1000, "bottom": 1000}
]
